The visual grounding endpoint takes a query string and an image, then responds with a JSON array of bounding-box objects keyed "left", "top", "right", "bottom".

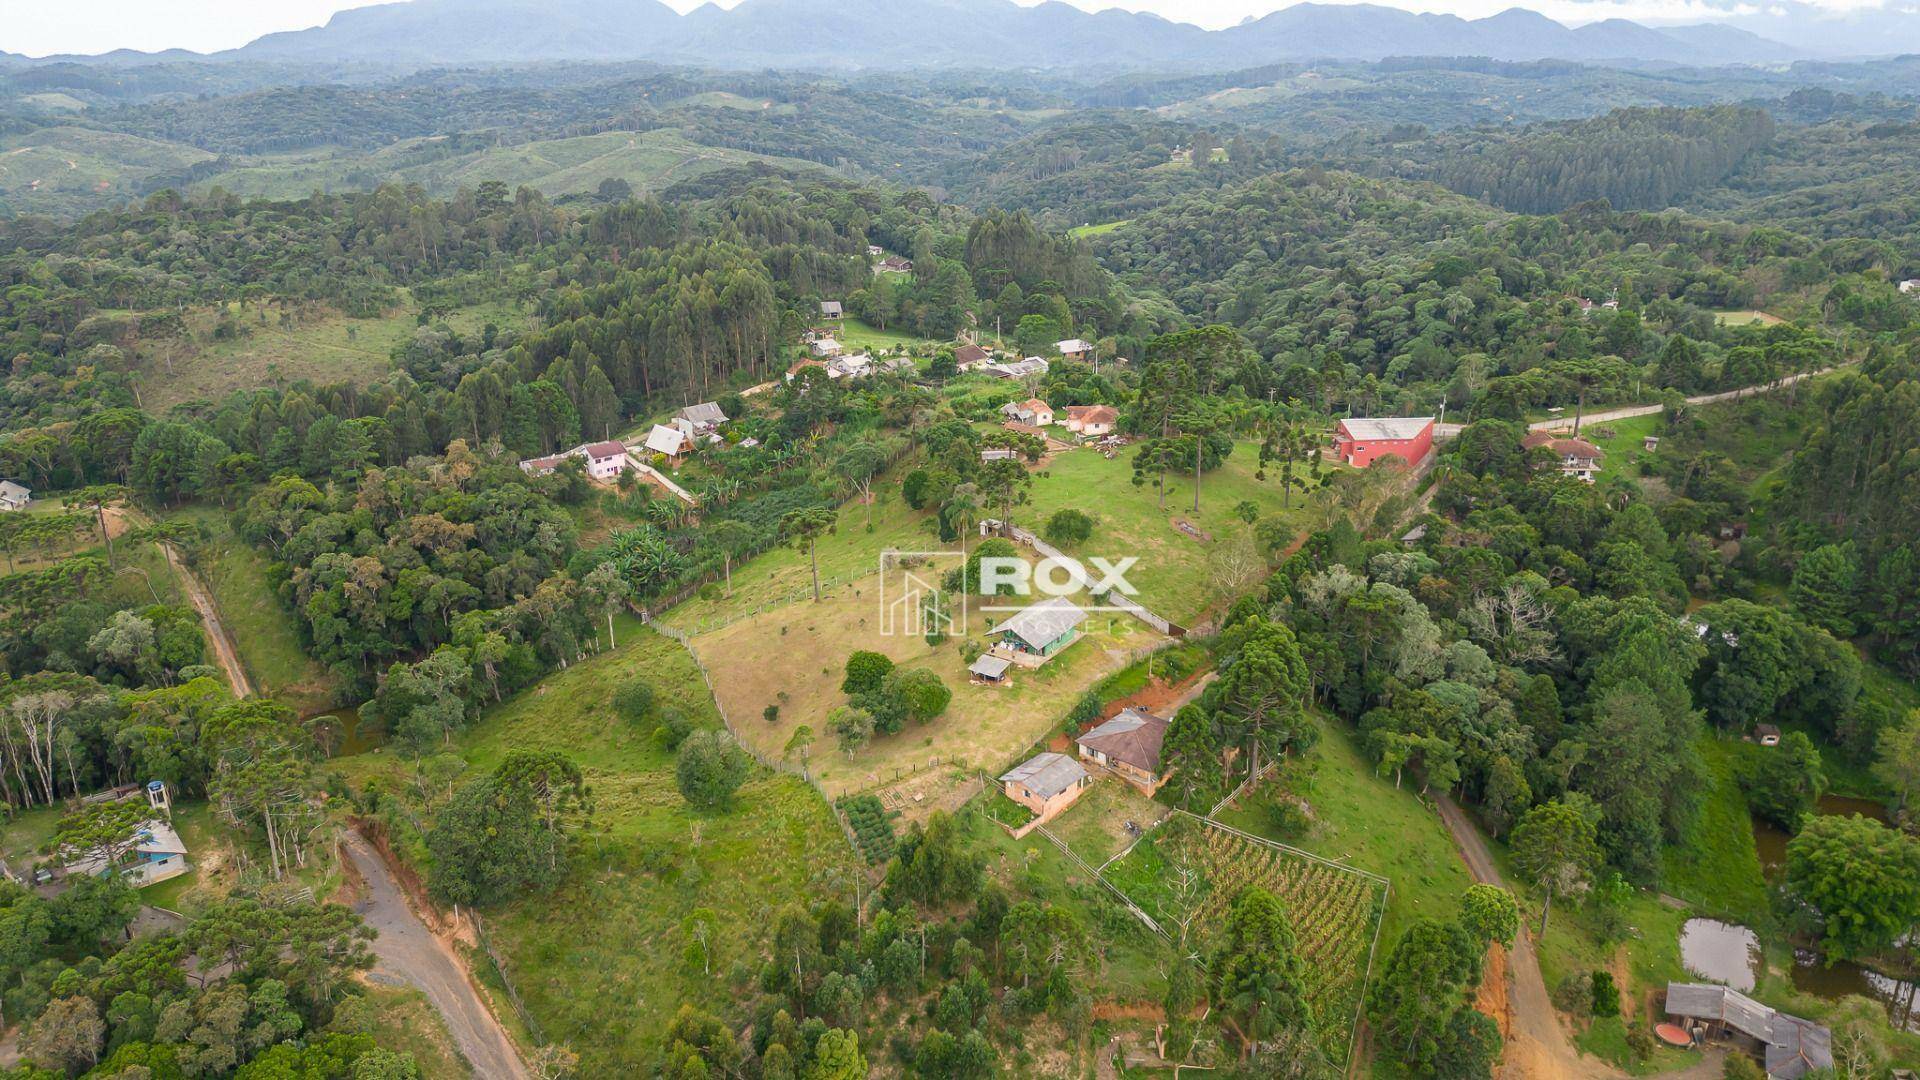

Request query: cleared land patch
[
  {"left": 1712, "top": 308, "right": 1786, "bottom": 326},
  {"left": 137, "top": 299, "right": 522, "bottom": 410},
  {"left": 169, "top": 505, "right": 339, "bottom": 714},
  {"left": 687, "top": 559, "right": 1167, "bottom": 797}
]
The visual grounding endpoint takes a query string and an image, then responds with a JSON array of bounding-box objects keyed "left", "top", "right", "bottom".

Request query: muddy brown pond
[
  {"left": 1751, "top": 794, "right": 1889, "bottom": 878},
  {"left": 1690, "top": 794, "right": 1919, "bottom": 1031}
]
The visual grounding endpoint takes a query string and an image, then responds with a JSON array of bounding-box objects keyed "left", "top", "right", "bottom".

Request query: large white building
[{"left": 519, "top": 440, "right": 636, "bottom": 480}]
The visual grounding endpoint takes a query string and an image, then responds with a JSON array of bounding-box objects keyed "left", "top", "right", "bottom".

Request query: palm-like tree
[
  {"left": 942, "top": 483, "right": 983, "bottom": 554},
  {"left": 608, "top": 525, "right": 681, "bottom": 594}
]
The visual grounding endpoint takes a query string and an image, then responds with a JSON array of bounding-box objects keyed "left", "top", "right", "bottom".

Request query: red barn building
[{"left": 1332, "top": 417, "right": 1435, "bottom": 468}]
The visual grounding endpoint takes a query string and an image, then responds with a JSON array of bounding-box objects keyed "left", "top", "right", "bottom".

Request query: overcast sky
[{"left": 2, "top": 0, "right": 1893, "bottom": 57}]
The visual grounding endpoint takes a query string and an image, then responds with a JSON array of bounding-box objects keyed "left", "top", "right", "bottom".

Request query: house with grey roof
[
  {"left": 984, "top": 357, "right": 1049, "bottom": 380},
  {"left": 998, "top": 752, "right": 1090, "bottom": 830},
  {"left": 0, "top": 480, "right": 29, "bottom": 512},
  {"left": 989, "top": 596, "right": 1087, "bottom": 665},
  {"left": 1663, "top": 983, "right": 1832, "bottom": 1079},
  {"left": 674, "top": 401, "right": 729, "bottom": 439}
]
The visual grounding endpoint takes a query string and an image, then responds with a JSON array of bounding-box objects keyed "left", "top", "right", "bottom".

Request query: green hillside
[
  {"left": 196, "top": 128, "right": 830, "bottom": 201},
  {"left": 0, "top": 126, "right": 212, "bottom": 215}
]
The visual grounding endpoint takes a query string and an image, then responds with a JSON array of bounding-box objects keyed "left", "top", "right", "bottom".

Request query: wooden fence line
[
  {"left": 472, "top": 912, "right": 549, "bottom": 1046},
  {"left": 1034, "top": 823, "right": 1168, "bottom": 941},
  {"left": 1174, "top": 808, "right": 1391, "bottom": 887}
]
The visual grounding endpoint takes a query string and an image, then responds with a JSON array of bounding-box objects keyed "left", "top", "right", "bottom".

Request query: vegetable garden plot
[{"left": 1101, "top": 811, "right": 1388, "bottom": 1063}]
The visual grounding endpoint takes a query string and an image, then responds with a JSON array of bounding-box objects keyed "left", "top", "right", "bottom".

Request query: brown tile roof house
[
  {"left": 1063, "top": 404, "right": 1118, "bottom": 435},
  {"left": 954, "top": 344, "right": 991, "bottom": 369},
  {"left": 1076, "top": 707, "right": 1170, "bottom": 794},
  {"left": 1522, "top": 432, "right": 1604, "bottom": 482}
]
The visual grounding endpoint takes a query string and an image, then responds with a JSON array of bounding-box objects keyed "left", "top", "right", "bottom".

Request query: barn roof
[
  {"left": 1339, "top": 417, "right": 1434, "bottom": 442},
  {"left": 676, "top": 402, "right": 728, "bottom": 426},
  {"left": 969, "top": 654, "right": 1012, "bottom": 679},
  {"left": 1664, "top": 983, "right": 1774, "bottom": 1042}
]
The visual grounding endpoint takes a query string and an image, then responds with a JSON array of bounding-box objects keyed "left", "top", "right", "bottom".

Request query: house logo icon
[{"left": 878, "top": 550, "right": 965, "bottom": 638}]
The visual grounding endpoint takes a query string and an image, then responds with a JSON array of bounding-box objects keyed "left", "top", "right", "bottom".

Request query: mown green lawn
[
  {"left": 340, "top": 622, "right": 859, "bottom": 1075},
  {"left": 1020, "top": 439, "right": 1323, "bottom": 626},
  {"left": 832, "top": 316, "right": 933, "bottom": 353},
  {"left": 1577, "top": 412, "right": 1662, "bottom": 484},
  {"left": 666, "top": 441, "right": 1324, "bottom": 636},
  {"left": 1659, "top": 736, "right": 1769, "bottom": 923}
]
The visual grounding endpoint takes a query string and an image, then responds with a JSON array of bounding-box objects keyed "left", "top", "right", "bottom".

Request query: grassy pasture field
[
  {"left": 1067, "top": 219, "right": 1132, "bottom": 238},
  {"left": 690, "top": 562, "right": 1168, "bottom": 797},
  {"left": 829, "top": 315, "right": 933, "bottom": 353},
  {"left": 197, "top": 129, "right": 828, "bottom": 203},
  {"left": 1049, "top": 775, "right": 1169, "bottom": 868},
  {"left": 1212, "top": 716, "right": 1476, "bottom": 943},
  {"left": 138, "top": 298, "right": 523, "bottom": 411},
  {"left": 336, "top": 622, "right": 860, "bottom": 1075},
  {"left": 1712, "top": 309, "right": 1786, "bottom": 326},
  {"left": 0, "top": 126, "right": 213, "bottom": 216},
  {"left": 664, "top": 442, "right": 1327, "bottom": 800},
  {"left": 1023, "top": 438, "right": 1323, "bottom": 625}
]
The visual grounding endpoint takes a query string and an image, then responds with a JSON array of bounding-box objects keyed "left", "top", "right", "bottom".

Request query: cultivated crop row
[{"left": 1105, "top": 814, "right": 1386, "bottom": 1061}]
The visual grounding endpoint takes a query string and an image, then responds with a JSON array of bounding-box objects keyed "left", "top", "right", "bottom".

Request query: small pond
[
  {"left": 1680, "top": 918, "right": 1761, "bottom": 991},
  {"left": 1752, "top": 794, "right": 1889, "bottom": 879},
  {"left": 1792, "top": 949, "right": 1920, "bottom": 1032}
]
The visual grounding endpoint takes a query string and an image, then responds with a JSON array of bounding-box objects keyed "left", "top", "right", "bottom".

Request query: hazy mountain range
[{"left": 0, "top": 0, "right": 1855, "bottom": 72}]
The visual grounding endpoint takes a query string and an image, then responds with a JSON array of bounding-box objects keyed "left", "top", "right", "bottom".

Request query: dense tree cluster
[{"left": 0, "top": 880, "right": 399, "bottom": 1078}]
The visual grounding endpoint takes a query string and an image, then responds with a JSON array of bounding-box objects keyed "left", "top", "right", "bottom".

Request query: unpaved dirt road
[
  {"left": 1435, "top": 365, "right": 1846, "bottom": 440},
  {"left": 160, "top": 541, "right": 253, "bottom": 697},
  {"left": 100, "top": 505, "right": 253, "bottom": 698},
  {"left": 1435, "top": 794, "right": 1623, "bottom": 1080},
  {"left": 1434, "top": 796, "right": 1729, "bottom": 1080},
  {"left": 344, "top": 834, "right": 526, "bottom": 1080}
]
